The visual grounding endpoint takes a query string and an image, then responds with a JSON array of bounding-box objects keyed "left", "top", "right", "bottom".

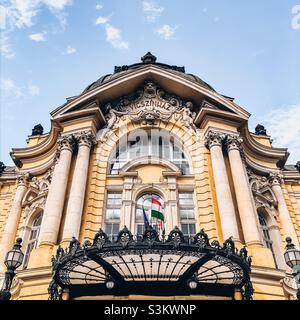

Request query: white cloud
[
  {"left": 0, "top": 33, "right": 15, "bottom": 59},
  {"left": 95, "top": 15, "right": 110, "bottom": 25},
  {"left": 0, "top": 79, "right": 22, "bottom": 98},
  {"left": 63, "top": 45, "right": 76, "bottom": 54},
  {"left": 105, "top": 24, "right": 129, "bottom": 49},
  {"left": 28, "top": 31, "right": 46, "bottom": 41},
  {"left": 1, "top": 0, "right": 72, "bottom": 59},
  {"left": 143, "top": 1, "right": 164, "bottom": 22},
  {"left": 28, "top": 83, "right": 40, "bottom": 96},
  {"left": 43, "top": 0, "right": 72, "bottom": 11},
  {"left": 156, "top": 24, "right": 177, "bottom": 40},
  {"left": 262, "top": 104, "right": 300, "bottom": 164},
  {"left": 96, "top": 4, "right": 103, "bottom": 10}
]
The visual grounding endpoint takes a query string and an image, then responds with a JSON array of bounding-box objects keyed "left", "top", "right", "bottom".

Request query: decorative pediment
[{"left": 104, "top": 81, "right": 197, "bottom": 130}]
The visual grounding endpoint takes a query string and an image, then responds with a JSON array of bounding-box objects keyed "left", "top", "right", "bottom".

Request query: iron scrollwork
[{"left": 48, "top": 227, "right": 253, "bottom": 300}]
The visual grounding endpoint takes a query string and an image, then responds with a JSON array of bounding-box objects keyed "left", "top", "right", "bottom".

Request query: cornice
[
  {"left": 10, "top": 121, "right": 60, "bottom": 168},
  {"left": 241, "top": 126, "right": 289, "bottom": 166},
  {"left": 195, "top": 106, "right": 248, "bottom": 128},
  {"left": 50, "top": 65, "right": 250, "bottom": 120}
]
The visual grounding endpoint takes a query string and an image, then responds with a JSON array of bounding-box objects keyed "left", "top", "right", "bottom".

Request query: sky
[{"left": 0, "top": 0, "right": 300, "bottom": 166}]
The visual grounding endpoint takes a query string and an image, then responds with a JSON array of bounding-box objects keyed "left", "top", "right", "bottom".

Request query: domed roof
[{"left": 82, "top": 52, "right": 215, "bottom": 94}]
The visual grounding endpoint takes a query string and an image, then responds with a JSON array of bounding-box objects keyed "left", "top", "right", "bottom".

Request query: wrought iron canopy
[{"left": 49, "top": 227, "right": 253, "bottom": 300}]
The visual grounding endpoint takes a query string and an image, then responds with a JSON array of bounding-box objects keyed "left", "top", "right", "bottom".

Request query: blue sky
[{"left": 1, "top": 0, "right": 300, "bottom": 165}]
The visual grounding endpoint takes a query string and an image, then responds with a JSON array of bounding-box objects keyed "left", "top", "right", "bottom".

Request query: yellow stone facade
[{"left": 0, "top": 54, "right": 299, "bottom": 300}]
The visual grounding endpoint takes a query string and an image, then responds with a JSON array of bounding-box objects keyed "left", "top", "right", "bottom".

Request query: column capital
[
  {"left": 57, "top": 134, "right": 76, "bottom": 153},
  {"left": 204, "top": 130, "right": 226, "bottom": 149},
  {"left": 17, "top": 172, "right": 31, "bottom": 187},
  {"left": 75, "top": 131, "right": 96, "bottom": 149},
  {"left": 268, "top": 172, "right": 283, "bottom": 186},
  {"left": 225, "top": 135, "right": 243, "bottom": 152}
]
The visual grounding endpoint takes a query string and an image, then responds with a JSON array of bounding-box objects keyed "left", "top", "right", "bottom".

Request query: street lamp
[
  {"left": 0, "top": 238, "right": 24, "bottom": 300},
  {"left": 284, "top": 237, "right": 300, "bottom": 300}
]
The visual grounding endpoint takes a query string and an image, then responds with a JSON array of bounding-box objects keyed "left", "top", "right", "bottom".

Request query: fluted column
[
  {"left": 226, "top": 135, "right": 262, "bottom": 247},
  {"left": 38, "top": 135, "right": 75, "bottom": 246},
  {"left": 62, "top": 131, "right": 96, "bottom": 242},
  {"left": 0, "top": 173, "right": 30, "bottom": 271},
  {"left": 204, "top": 131, "right": 240, "bottom": 242},
  {"left": 269, "top": 173, "right": 299, "bottom": 246}
]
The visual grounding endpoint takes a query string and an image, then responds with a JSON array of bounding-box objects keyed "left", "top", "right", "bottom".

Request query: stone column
[
  {"left": 204, "top": 131, "right": 240, "bottom": 242},
  {"left": 62, "top": 131, "right": 96, "bottom": 242},
  {"left": 0, "top": 173, "right": 30, "bottom": 271},
  {"left": 226, "top": 135, "right": 262, "bottom": 247},
  {"left": 38, "top": 135, "right": 75, "bottom": 246},
  {"left": 269, "top": 173, "right": 299, "bottom": 246}
]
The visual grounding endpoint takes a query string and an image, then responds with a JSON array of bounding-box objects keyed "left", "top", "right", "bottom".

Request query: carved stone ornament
[
  {"left": 104, "top": 81, "right": 195, "bottom": 128},
  {"left": 249, "top": 172, "right": 278, "bottom": 209},
  {"left": 74, "top": 131, "right": 96, "bottom": 149},
  {"left": 17, "top": 172, "right": 31, "bottom": 186},
  {"left": 226, "top": 135, "right": 243, "bottom": 152},
  {"left": 204, "top": 131, "right": 226, "bottom": 149},
  {"left": 268, "top": 172, "right": 283, "bottom": 186},
  {"left": 57, "top": 134, "right": 76, "bottom": 153}
]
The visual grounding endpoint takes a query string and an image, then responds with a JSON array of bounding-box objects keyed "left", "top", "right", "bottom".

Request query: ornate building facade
[{"left": 0, "top": 53, "right": 299, "bottom": 300}]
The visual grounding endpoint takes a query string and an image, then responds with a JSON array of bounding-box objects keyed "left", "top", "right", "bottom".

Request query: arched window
[
  {"left": 136, "top": 193, "right": 165, "bottom": 235},
  {"left": 109, "top": 130, "right": 191, "bottom": 175},
  {"left": 258, "top": 211, "right": 278, "bottom": 268},
  {"left": 23, "top": 213, "right": 43, "bottom": 269}
]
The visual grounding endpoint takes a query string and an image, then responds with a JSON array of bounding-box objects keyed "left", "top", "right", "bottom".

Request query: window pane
[
  {"left": 105, "top": 223, "right": 120, "bottom": 241},
  {"left": 137, "top": 224, "right": 145, "bottom": 235},
  {"left": 179, "top": 209, "right": 194, "bottom": 219},
  {"left": 178, "top": 192, "right": 194, "bottom": 205},
  {"left": 106, "top": 209, "right": 120, "bottom": 220},
  {"left": 136, "top": 208, "right": 144, "bottom": 221},
  {"left": 112, "top": 223, "right": 120, "bottom": 235},
  {"left": 107, "top": 192, "right": 122, "bottom": 206},
  {"left": 189, "top": 224, "right": 196, "bottom": 235},
  {"left": 181, "top": 223, "right": 196, "bottom": 236},
  {"left": 181, "top": 224, "right": 189, "bottom": 235}
]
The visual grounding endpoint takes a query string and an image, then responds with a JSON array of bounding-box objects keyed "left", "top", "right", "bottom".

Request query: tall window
[
  {"left": 258, "top": 212, "right": 278, "bottom": 268},
  {"left": 23, "top": 213, "right": 43, "bottom": 269},
  {"left": 179, "top": 192, "right": 196, "bottom": 240},
  {"left": 104, "top": 192, "right": 122, "bottom": 241},
  {"left": 136, "top": 193, "right": 164, "bottom": 235}
]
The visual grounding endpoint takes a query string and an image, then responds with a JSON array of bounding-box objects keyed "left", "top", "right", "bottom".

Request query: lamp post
[
  {"left": 284, "top": 237, "right": 300, "bottom": 300},
  {"left": 0, "top": 238, "right": 24, "bottom": 300}
]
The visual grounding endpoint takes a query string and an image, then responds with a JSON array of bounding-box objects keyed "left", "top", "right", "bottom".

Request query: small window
[
  {"left": 105, "top": 192, "right": 122, "bottom": 241},
  {"left": 179, "top": 192, "right": 196, "bottom": 239},
  {"left": 23, "top": 213, "right": 43, "bottom": 269}
]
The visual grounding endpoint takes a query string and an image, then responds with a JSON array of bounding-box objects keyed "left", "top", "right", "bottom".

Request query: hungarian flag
[{"left": 151, "top": 198, "right": 164, "bottom": 222}]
